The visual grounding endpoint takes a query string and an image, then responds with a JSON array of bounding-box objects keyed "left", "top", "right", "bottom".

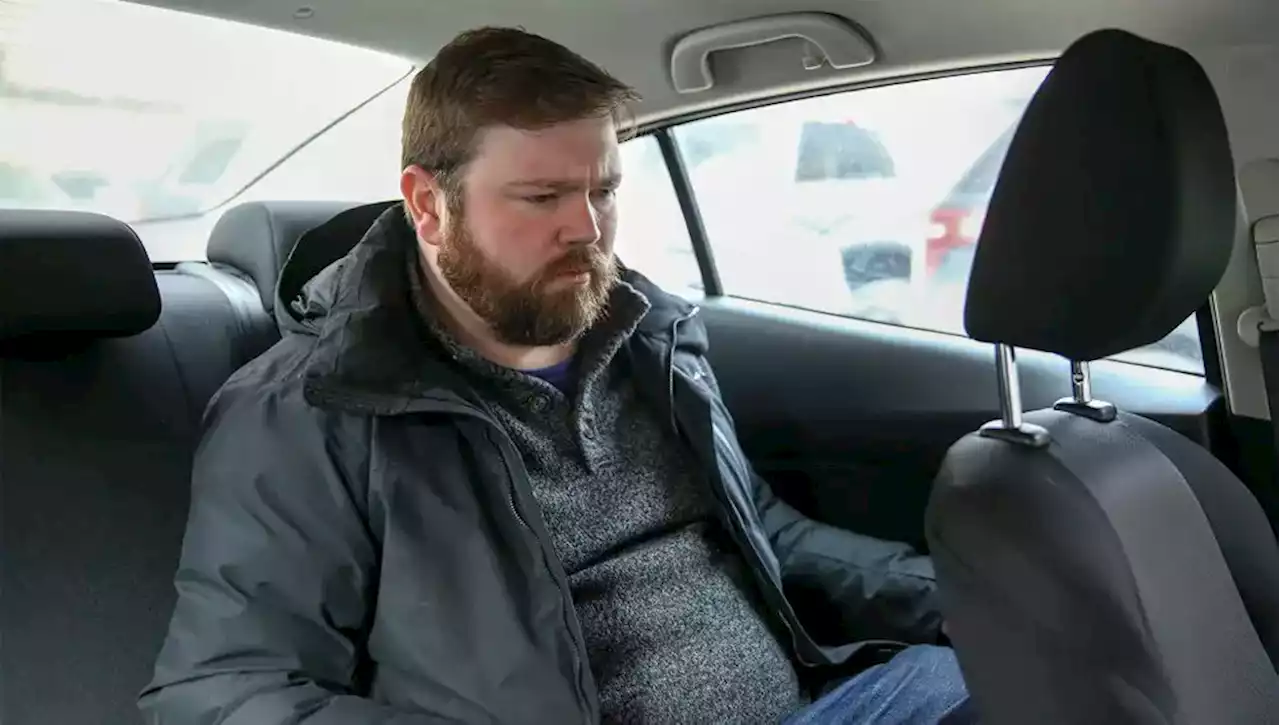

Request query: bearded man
[{"left": 142, "top": 26, "right": 974, "bottom": 725}]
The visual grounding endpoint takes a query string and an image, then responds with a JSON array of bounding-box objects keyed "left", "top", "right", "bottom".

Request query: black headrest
[
  {"left": 277, "top": 200, "right": 399, "bottom": 310},
  {"left": 0, "top": 209, "right": 160, "bottom": 343},
  {"left": 964, "top": 29, "right": 1235, "bottom": 361},
  {"left": 206, "top": 201, "right": 364, "bottom": 312}
]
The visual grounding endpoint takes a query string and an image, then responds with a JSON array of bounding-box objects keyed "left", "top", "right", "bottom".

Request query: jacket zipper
[
  {"left": 711, "top": 423, "right": 816, "bottom": 667},
  {"left": 665, "top": 309, "right": 816, "bottom": 668},
  {"left": 666, "top": 306, "right": 700, "bottom": 433},
  {"left": 400, "top": 397, "right": 596, "bottom": 721},
  {"left": 489, "top": 427, "right": 594, "bottom": 720}
]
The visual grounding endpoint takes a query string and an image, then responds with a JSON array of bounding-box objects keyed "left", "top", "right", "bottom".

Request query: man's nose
[{"left": 561, "top": 193, "right": 602, "bottom": 245}]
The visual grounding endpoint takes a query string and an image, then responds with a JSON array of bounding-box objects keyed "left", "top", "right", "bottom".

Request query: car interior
[{"left": 0, "top": 0, "right": 1275, "bottom": 723}]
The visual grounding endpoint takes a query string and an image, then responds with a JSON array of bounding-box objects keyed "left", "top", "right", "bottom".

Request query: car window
[
  {"left": 794, "top": 122, "right": 895, "bottom": 182},
  {"left": 672, "top": 67, "right": 1204, "bottom": 375},
  {"left": 246, "top": 102, "right": 702, "bottom": 297},
  {"left": 613, "top": 135, "right": 703, "bottom": 298},
  {"left": 0, "top": 0, "right": 410, "bottom": 226},
  {"left": 239, "top": 77, "right": 410, "bottom": 205}
]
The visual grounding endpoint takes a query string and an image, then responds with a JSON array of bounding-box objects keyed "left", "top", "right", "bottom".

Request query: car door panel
[{"left": 700, "top": 298, "right": 1222, "bottom": 550}]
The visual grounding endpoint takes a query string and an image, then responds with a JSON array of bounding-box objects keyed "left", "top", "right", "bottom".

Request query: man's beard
[{"left": 436, "top": 219, "right": 618, "bottom": 347}]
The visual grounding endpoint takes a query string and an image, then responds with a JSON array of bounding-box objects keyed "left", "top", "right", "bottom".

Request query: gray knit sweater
[{"left": 415, "top": 273, "right": 803, "bottom": 723}]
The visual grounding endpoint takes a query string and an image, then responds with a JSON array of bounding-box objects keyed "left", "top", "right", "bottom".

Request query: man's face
[{"left": 433, "top": 116, "right": 622, "bottom": 347}]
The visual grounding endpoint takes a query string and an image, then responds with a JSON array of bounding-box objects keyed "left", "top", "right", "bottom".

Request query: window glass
[
  {"left": 613, "top": 135, "right": 703, "bottom": 298},
  {"left": 673, "top": 67, "right": 1204, "bottom": 374},
  {"left": 239, "top": 77, "right": 410, "bottom": 204},
  {"left": 247, "top": 118, "right": 702, "bottom": 298},
  {"left": 0, "top": 0, "right": 410, "bottom": 226}
]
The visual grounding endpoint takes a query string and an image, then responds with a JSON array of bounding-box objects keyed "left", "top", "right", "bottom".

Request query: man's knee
[
  {"left": 789, "top": 645, "right": 974, "bottom": 724},
  {"left": 885, "top": 645, "right": 967, "bottom": 691},
  {"left": 867, "top": 645, "right": 972, "bottom": 721},
  {"left": 893, "top": 645, "right": 962, "bottom": 671}
]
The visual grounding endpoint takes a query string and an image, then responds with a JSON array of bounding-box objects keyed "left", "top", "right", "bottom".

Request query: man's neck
[{"left": 417, "top": 253, "right": 576, "bottom": 371}]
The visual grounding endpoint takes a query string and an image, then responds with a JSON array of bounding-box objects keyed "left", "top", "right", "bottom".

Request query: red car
[{"left": 923, "top": 127, "right": 1015, "bottom": 286}]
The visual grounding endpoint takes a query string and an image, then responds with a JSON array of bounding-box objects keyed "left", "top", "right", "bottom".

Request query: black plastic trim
[
  {"left": 655, "top": 127, "right": 722, "bottom": 296},
  {"left": 1197, "top": 303, "right": 1224, "bottom": 387},
  {"left": 1213, "top": 410, "right": 1279, "bottom": 532}
]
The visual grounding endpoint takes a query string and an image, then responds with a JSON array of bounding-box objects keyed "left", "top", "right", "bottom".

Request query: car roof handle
[{"left": 669, "top": 12, "right": 876, "bottom": 94}]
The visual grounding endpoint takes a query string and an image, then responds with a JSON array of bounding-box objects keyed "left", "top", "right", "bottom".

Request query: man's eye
[
  {"left": 525, "top": 193, "right": 558, "bottom": 205},
  {"left": 593, "top": 187, "right": 618, "bottom": 201}
]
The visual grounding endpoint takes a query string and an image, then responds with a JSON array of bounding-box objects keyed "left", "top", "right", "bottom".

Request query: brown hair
[{"left": 401, "top": 27, "right": 639, "bottom": 197}]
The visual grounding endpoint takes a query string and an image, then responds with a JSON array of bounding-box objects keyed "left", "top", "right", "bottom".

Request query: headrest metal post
[
  {"left": 995, "top": 343, "right": 1023, "bottom": 429},
  {"left": 1070, "top": 360, "right": 1092, "bottom": 403},
  {"left": 981, "top": 343, "right": 1050, "bottom": 447},
  {"left": 1054, "top": 359, "right": 1117, "bottom": 422}
]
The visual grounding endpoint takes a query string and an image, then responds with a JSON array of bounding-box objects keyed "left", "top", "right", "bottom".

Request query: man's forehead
[{"left": 471, "top": 119, "right": 621, "bottom": 179}]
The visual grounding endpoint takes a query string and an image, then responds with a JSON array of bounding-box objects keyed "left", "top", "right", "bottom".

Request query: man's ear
[{"left": 400, "top": 166, "right": 446, "bottom": 246}]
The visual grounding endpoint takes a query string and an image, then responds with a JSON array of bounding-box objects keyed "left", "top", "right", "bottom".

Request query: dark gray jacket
[{"left": 140, "top": 206, "right": 943, "bottom": 724}]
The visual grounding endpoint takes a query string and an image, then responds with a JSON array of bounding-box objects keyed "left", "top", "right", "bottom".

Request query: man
[{"left": 141, "top": 27, "right": 974, "bottom": 724}]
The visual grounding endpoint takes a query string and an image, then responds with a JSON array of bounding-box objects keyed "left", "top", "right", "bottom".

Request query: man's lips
[
  {"left": 550, "top": 261, "right": 599, "bottom": 278},
  {"left": 544, "top": 254, "right": 606, "bottom": 283}
]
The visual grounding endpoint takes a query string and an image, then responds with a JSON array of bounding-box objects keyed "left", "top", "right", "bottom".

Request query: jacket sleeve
[
  {"left": 753, "top": 469, "right": 945, "bottom": 646},
  {"left": 696, "top": 358, "right": 944, "bottom": 646},
  {"left": 139, "top": 382, "right": 455, "bottom": 725}
]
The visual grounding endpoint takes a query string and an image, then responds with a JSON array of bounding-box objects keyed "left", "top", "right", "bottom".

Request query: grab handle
[{"left": 670, "top": 12, "right": 876, "bottom": 93}]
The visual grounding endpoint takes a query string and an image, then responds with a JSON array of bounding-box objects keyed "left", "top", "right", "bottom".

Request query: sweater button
[{"left": 530, "top": 394, "right": 550, "bottom": 412}]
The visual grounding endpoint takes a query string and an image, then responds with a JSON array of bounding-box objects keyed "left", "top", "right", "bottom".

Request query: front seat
[{"left": 925, "top": 29, "right": 1278, "bottom": 725}]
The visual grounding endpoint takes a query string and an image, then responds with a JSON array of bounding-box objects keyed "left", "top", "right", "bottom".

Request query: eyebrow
[{"left": 505, "top": 175, "right": 622, "bottom": 191}]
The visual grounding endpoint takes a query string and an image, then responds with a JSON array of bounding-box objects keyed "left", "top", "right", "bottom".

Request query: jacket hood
[
  {"left": 273, "top": 200, "right": 399, "bottom": 337},
  {"left": 274, "top": 201, "right": 706, "bottom": 410}
]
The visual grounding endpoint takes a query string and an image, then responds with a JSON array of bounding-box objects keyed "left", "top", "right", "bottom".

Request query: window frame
[
  {"left": 628, "top": 61, "right": 1212, "bottom": 377},
  {"left": 651, "top": 128, "right": 722, "bottom": 296}
]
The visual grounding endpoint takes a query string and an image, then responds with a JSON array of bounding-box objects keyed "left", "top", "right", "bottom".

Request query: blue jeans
[{"left": 785, "top": 645, "right": 978, "bottom": 725}]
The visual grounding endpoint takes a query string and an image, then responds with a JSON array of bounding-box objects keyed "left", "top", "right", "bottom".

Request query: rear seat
[
  {"left": 1, "top": 210, "right": 248, "bottom": 723},
  {"left": 0, "top": 202, "right": 364, "bottom": 723}
]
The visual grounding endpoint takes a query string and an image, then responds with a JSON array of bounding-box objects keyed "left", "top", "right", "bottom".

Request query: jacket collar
[{"left": 293, "top": 203, "right": 703, "bottom": 416}]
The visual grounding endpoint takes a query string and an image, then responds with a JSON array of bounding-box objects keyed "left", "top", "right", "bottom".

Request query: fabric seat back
[
  {"left": 926, "top": 29, "right": 1278, "bottom": 725},
  {"left": 0, "top": 210, "right": 275, "bottom": 723}
]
